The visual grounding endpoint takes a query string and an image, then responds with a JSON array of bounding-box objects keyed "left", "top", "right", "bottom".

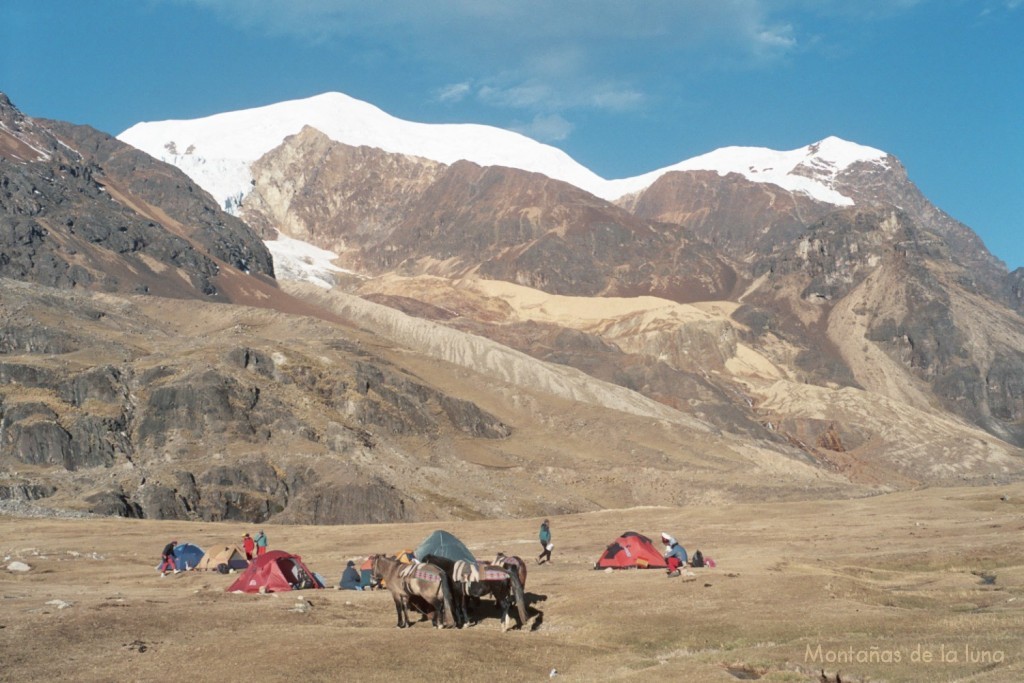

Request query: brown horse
[
  {"left": 494, "top": 552, "right": 528, "bottom": 590},
  {"left": 370, "top": 555, "right": 455, "bottom": 629}
]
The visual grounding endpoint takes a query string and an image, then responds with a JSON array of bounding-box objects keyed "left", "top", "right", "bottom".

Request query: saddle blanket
[
  {"left": 399, "top": 562, "right": 441, "bottom": 583},
  {"left": 412, "top": 569, "right": 441, "bottom": 582},
  {"left": 481, "top": 566, "right": 509, "bottom": 582}
]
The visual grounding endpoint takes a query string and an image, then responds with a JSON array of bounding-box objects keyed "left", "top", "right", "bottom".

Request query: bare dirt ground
[{"left": 3, "top": 484, "right": 1023, "bottom": 682}]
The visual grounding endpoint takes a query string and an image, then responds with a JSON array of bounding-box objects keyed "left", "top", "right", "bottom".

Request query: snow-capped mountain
[
  {"left": 117, "top": 91, "right": 888, "bottom": 212},
  {"left": 607, "top": 135, "right": 890, "bottom": 206},
  {"left": 118, "top": 92, "right": 605, "bottom": 212}
]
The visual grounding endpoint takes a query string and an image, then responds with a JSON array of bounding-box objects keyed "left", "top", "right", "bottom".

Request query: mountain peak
[
  {"left": 616, "top": 135, "right": 892, "bottom": 207},
  {"left": 806, "top": 135, "right": 889, "bottom": 170},
  {"left": 117, "top": 91, "right": 893, "bottom": 211},
  {"left": 118, "top": 91, "right": 607, "bottom": 210}
]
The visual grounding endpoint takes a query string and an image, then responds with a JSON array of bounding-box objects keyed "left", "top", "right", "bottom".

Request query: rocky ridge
[{"left": 0, "top": 93, "right": 274, "bottom": 300}]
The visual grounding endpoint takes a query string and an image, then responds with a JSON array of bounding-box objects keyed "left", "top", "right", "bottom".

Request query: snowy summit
[
  {"left": 118, "top": 92, "right": 605, "bottom": 212},
  {"left": 117, "top": 91, "right": 890, "bottom": 213}
]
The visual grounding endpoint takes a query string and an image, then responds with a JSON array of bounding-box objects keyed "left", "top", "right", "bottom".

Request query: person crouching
[{"left": 661, "top": 532, "right": 687, "bottom": 577}]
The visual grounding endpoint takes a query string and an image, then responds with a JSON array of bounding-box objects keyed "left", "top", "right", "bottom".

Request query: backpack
[{"left": 691, "top": 550, "right": 704, "bottom": 568}]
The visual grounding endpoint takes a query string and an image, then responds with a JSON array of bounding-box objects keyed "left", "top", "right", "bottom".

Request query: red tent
[
  {"left": 226, "top": 550, "right": 323, "bottom": 593},
  {"left": 594, "top": 532, "right": 668, "bottom": 569}
]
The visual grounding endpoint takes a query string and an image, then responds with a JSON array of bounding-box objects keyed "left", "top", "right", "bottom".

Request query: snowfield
[{"left": 118, "top": 91, "right": 889, "bottom": 213}]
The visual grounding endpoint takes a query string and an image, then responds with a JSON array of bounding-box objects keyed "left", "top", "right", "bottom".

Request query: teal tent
[{"left": 415, "top": 530, "right": 476, "bottom": 565}]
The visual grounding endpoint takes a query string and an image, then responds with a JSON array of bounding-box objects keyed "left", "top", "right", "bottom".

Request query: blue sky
[{"left": 3, "top": 1, "right": 1022, "bottom": 269}]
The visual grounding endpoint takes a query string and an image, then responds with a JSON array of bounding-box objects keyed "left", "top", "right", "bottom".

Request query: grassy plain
[{"left": 3, "top": 484, "right": 1023, "bottom": 682}]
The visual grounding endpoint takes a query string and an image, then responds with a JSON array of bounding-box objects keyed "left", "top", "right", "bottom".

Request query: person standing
[
  {"left": 159, "top": 540, "right": 179, "bottom": 577},
  {"left": 254, "top": 530, "right": 268, "bottom": 556},
  {"left": 661, "top": 532, "right": 688, "bottom": 577},
  {"left": 537, "top": 519, "right": 553, "bottom": 564},
  {"left": 242, "top": 532, "right": 255, "bottom": 560}
]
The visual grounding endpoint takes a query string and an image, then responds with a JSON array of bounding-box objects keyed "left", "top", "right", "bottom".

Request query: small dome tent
[
  {"left": 197, "top": 545, "right": 249, "bottom": 571},
  {"left": 226, "top": 550, "right": 323, "bottom": 593},
  {"left": 415, "top": 530, "right": 477, "bottom": 565},
  {"left": 172, "top": 543, "right": 205, "bottom": 571},
  {"left": 594, "top": 532, "right": 667, "bottom": 569}
]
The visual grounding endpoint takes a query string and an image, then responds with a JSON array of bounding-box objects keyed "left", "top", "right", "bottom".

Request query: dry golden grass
[{"left": 3, "top": 484, "right": 1023, "bottom": 682}]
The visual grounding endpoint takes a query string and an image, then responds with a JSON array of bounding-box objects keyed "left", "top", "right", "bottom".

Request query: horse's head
[{"left": 368, "top": 554, "right": 387, "bottom": 581}]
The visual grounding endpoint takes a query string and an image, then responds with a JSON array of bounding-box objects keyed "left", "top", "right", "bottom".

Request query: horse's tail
[
  {"left": 514, "top": 556, "right": 527, "bottom": 590},
  {"left": 509, "top": 568, "right": 528, "bottom": 627},
  {"left": 438, "top": 568, "right": 456, "bottom": 628}
]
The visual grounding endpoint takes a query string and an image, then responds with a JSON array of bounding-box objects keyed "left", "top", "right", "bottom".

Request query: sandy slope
[
  {"left": 343, "top": 275, "right": 1024, "bottom": 489},
  {"left": 359, "top": 274, "right": 784, "bottom": 379},
  {"left": 3, "top": 483, "right": 1023, "bottom": 682}
]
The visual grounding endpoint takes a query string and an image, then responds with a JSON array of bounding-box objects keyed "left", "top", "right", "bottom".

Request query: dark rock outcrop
[
  {"left": 0, "top": 283, "right": 524, "bottom": 523},
  {"left": 1, "top": 93, "right": 274, "bottom": 299}
]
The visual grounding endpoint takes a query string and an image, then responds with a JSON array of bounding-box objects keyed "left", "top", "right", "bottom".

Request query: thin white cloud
[
  {"left": 434, "top": 82, "right": 471, "bottom": 103},
  {"left": 979, "top": 0, "right": 1022, "bottom": 18},
  {"left": 753, "top": 24, "right": 797, "bottom": 55},
  {"left": 513, "top": 113, "right": 574, "bottom": 142},
  {"left": 785, "top": 0, "right": 926, "bottom": 20},
  {"left": 585, "top": 86, "right": 646, "bottom": 112},
  {"left": 479, "top": 82, "right": 553, "bottom": 110}
]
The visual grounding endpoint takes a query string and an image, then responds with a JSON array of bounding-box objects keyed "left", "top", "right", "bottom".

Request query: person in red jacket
[{"left": 242, "top": 533, "right": 255, "bottom": 560}]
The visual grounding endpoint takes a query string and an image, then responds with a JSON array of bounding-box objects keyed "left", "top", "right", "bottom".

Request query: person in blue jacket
[
  {"left": 661, "top": 532, "right": 688, "bottom": 577},
  {"left": 339, "top": 560, "right": 363, "bottom": 590},
  {"left": 537, "top": 519, "right": 553, "bottom": 564}
]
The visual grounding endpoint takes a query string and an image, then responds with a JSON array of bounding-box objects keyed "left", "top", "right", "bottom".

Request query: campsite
[{"left": 3, "top": 483, "right": 1023, "bottom": 682}]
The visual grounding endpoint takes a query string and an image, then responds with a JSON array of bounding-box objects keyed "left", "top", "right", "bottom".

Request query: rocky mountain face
[
  {"left": 617, "top": 169, "right": 835, "bottom": 261},
  {"left": 242, "top": 127, "right": 738, "bottom": 303},
  {"left": 0, "top": 280, "right": 520, "bottom": 523},
  {"left": 624, "top": 154, "right": 1007, "bottom": 296},
  {"left": 3, "top": 93, "right": 1024, "bottom": 523},
  {"left": 0, "top": 93, "right": 274, "bottom": 300},
  {"left": 241, "top": 126, "right": 447, "bottom": 249}
]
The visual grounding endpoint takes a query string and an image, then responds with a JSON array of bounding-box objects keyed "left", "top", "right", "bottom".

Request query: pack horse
[
  {"left": 424, "top": 554, "right": 528, "bottom": 631},
  {"left": 370, "top": 554, "right": 456, "bottom": 629},
  {"left": 493, "top": 552, "right": 528, "bottom": 590}
]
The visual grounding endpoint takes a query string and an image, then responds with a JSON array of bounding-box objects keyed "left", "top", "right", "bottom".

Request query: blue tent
[
  {"left": 173, "top": 543, "right": 205, "bottom": 571},
  {"left": 415, "top": 530, "right": 476, "bottom": 565}
]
